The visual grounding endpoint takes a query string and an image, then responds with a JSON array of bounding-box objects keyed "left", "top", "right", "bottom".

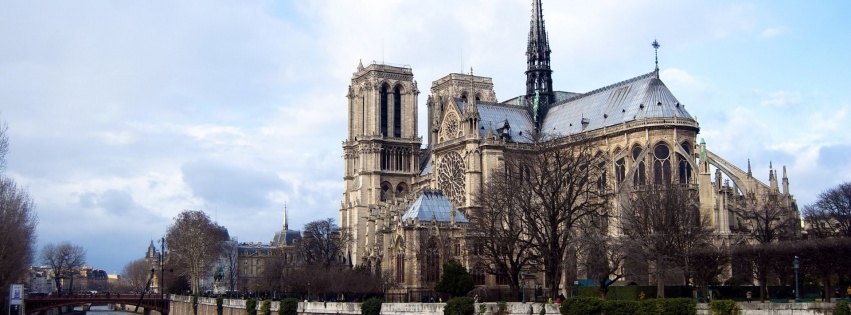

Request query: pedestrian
[
  {"left": 847, "top": 286, "right": 851, "bottom": 298},
  {"left": 746, "top": 290, "right": 752, "bottom": 303}
]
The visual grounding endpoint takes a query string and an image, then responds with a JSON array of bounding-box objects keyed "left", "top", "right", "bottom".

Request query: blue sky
[{"left": 1, "top": 0, "right": 849, "bottom": 274}]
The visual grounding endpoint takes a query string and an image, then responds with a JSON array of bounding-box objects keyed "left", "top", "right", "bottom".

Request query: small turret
[
  {"left": 747, "top": 159, "right": 752, "bottom": 178},
  {"left": 782, "top": 165, "right": 790, "bottom": 195}
]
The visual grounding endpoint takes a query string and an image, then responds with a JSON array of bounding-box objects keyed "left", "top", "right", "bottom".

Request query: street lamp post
[{"left": 793, "top": 256, "right": 800, "bottom": 302}]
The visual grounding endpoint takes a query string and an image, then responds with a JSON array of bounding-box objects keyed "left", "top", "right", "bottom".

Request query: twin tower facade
[{"left": 339, "top": 0, "right": 797, "bottom": 291}]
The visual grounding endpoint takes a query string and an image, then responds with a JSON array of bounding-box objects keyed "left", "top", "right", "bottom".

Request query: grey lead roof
[
  {"left": 401, "top": 190, "right": 469, "bottom": 223},
  {"left": 541, "top": 72, "right": 693, "bottom": 136},
  {"left": 441, "top": 72, "right": 693, "bottom": 143},
  {"left": 477, "top": 102, "right": 536, "bottom": 141}
]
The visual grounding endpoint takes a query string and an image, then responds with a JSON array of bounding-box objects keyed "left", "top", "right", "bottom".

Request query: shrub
[
  {"left": 216, "top": 296, "right": 224, "bottom": 315},
  {"left": 636, "top": 299, "right": 661, "bottom": 315},
  {"left": 361, "top": 297, "right": 383, "bottom": 315},
  {"left": 436, "top": 260, "right": 475, "bottom": 297},
  {"left": 497, "top": 301, "right": 508, "bottom": 315},
  {"left": 478, "top": 304, "right": 488, "bottom": 315},
  {"left": 444, "top": 297, "right": 475, "bottom": 315},
  {"left": 560, "top": 297, "right": 603, "bottom": 315},
  {"left": 602, "top": 300, "right": 639, "bottom": 315},
  {"left": 708, "top": 300, "right": 740, "bottom": 315},
  {"left": 835, "top": 301, "right": 851, "bottom": 315},
  {"left": 260, "top": 300, "right": 271, "bottom": 315},
  {"left": 662, "top": 298, "right": 697, "bottom": 315},
  {"left": 246, "top": 298, "right": 258, "bottom": 315},
  {"left": 279, "top": 298, "right": 300, "bottom": 315}
]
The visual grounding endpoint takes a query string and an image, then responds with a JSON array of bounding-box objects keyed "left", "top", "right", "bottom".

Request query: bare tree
[
  {"left": 0, "top": 119, "right": 39, "bottom": 307},
  {"left": 40, "top": 242, "right": 86, "bottom": 294},
  {"left": 690, "top": 244, "right": 729, "bottom": 299},
  {"left": 576, "top": 223, "right": 627, "bottom": 299},
  {"left": 507, "top": 134, "right": 609, "bottom": 298},
  {"left": 621, "top": 183, "right": 712, "bottom": 298},
  {"left": 798, "top": 236, "right": 851, "bottom": 302},
  {"left": 122, "top": 258, "right": 154, "bottom": 293},
  {"left": 165, "top": 210, "right": 228, "bottom": 295},
  {"left": 733, "top": 192, "right": 799, "bottom": 302},
  {"left": 804, "top": 181, "right": 851, "bottom": 238},
  {"left": 0, "top": 177, "right": 38, "bottom": 302},
  {"left": 221, "top": 239, "right": 239, "bottom": 292},
  {"left": 469, "top": 171, "right": 535, "bottom": 298},
  {"left": 0, "top": 119, "right": 8, "bottom": 171},
  {"left": 297, "top": 218, "right": 348, "bottom": 268}
]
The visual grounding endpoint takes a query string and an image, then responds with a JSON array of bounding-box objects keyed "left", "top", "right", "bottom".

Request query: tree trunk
[
  {"left": 656, "top": 260, "right": 665, "bottom": 298},
  {"left": 823, "top": 274, "right": 832, "bottom": 302}
]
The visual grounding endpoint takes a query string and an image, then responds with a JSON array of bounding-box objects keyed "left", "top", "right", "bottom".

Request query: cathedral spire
[
  {"left": 526, "top": 0, "right": 554, "bottom": 126},
  {"left": 283, "top": 202, "right": 289, "bottom": 231}
]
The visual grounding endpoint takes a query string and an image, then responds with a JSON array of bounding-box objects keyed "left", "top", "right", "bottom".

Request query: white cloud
[
  {"left": 761, "top": 27, "right": 788, "bottom": 39},
  {"left": 760, "top": 90, "right": 800, "bottom": 107}
]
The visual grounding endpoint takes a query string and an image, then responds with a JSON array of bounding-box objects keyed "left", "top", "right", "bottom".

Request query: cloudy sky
[{"left": 2, "top": 0, "right": 849, "bottom": 274}]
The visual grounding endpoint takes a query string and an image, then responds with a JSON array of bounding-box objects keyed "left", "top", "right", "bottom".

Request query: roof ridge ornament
[{"left": 652, "top": 39, "right": 661, "bottom": 78}]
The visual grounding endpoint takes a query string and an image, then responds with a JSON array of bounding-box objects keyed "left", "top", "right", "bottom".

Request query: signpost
[{"left": 8, "top": 284, "right": 24, "bottom": 315}]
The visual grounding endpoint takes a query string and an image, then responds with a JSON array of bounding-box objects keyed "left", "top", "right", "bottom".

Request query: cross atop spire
[{"left": 652, "top": 39, "right": 661, "bottom": 76}]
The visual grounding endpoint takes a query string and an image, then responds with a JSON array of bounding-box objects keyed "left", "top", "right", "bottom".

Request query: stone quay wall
[{"left": 169, "top": 295, "right": 838, "bottom": 315}]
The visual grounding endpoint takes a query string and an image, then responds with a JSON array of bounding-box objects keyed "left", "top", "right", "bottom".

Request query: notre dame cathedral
[{"left": 339, "top": 0, "right": 798, "bottom": 292}]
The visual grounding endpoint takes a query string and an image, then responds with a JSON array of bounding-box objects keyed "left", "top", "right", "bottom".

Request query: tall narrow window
[
  {"left": 393, "top": 86, "right": 402, "bottom": 137},
  {"left": 616, "top": 157, "right": 626, "bottom": 184},
  {"left": 380, "top": 85, "right": 388, "bottom": 136},
  {"left": 632, "top": 146, "right": 646, "bottom": 186},
  {"left": 653, "top": 143, "right": 671, "bottom": 185},
  {"left": 396, "top": 253, "right": 405, "bottom": 284},
  {"left": 679, "top": 142, "right": 692, "bottom": 184},
  {"left": 423, "top": 238, "right": 440, "bottom": 283}
]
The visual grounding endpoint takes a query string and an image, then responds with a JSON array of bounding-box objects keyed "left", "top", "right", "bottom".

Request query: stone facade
[{"left": 339, "top": 0, "right": 798, "bottom": 291}]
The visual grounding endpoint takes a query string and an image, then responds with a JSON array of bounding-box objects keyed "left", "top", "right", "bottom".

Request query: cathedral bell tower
[
  {"left": 525, "top": 0, "right": 554, "bottom": 128},
  {"left": 341, "top": 61, "right": 422, "bottom": 266}
]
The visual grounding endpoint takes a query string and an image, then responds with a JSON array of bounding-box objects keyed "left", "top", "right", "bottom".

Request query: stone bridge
[{"left": 25, "top": 294, "right": 169, "bottom": 315}]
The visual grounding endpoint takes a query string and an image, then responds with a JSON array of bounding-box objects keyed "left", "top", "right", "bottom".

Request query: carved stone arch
[
  {"left": 395, "top": 182, "right": 408, "bottom": 195},
  {"left": 380, "top": 181, "right": 392, "bottom": 201},
  {"left": 705, "top": 155, "right": 746, "bottom": 194},
  {"left": 392, "top": 82, "right": 408, "bottom": 95},
  {"left": 393, "top": 235, "right": 406, "bottom": 284},
  {"left": 468, "top": 149, "right": 482, "bottom": 171}
]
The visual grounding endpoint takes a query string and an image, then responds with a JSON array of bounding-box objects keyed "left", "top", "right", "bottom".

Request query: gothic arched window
[
  {"left": 679, "top": 142, "right": 693, "bottom": 184},
  {"left": 653, "top": 143, "right": 671, "bottom": 185},
  {"left": 380, "top": 85, "right": 389, "bottom": 136},
  {"left": 423, "top": 238, "right": 440, "bottom": 283},
  {"left": 632, "top": 145, "right": 646, "bottom": 186},
  {"left": 393, "top": 86, "right": 402, "bottom": 137}
]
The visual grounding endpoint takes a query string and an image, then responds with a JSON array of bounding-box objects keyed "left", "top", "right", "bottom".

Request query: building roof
[
  {"left": 401, "top": 190, "right": 468, "bottom": 223},
  {"left": 479, "top": 72, "right": 694, "bottom": 142},
  {"left": 477, "top": 102, "right": 536, "bottom": 141},
  {"left": 272, "top": 229, "right": 301, "bottom": 246},
  {"left": 541, "top": 72, "right": 694, "bottom": 136}
]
